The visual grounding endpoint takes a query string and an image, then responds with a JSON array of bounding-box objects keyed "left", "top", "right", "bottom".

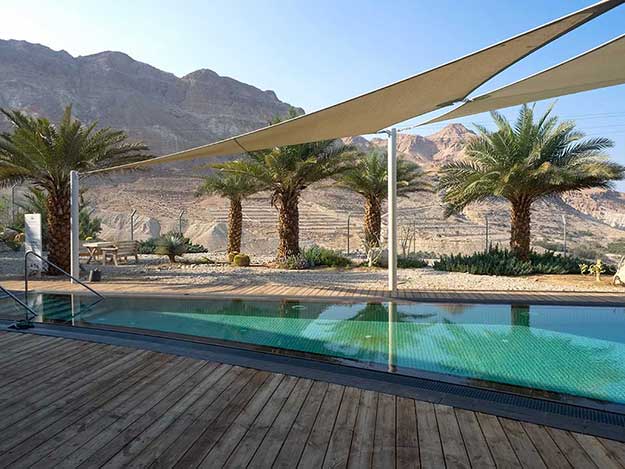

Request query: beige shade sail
[
  {"left": 424, "top": 34, "right": 625, "bottom": 124},
  {"left": 91, "top": 0, "right": 624, "bottom": 173}
]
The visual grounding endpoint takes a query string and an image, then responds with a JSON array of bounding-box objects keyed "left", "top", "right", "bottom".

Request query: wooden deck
[
  {"left": 3, "top": 278, "right": 625, "bottom": 307},
  {"left": 2, "top": 332, "right": 625, "bottom": 468}
]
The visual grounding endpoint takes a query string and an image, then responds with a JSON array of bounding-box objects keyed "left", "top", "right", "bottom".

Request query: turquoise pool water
[{"left": 4, "top": 293, "right": 625, "bottom": 405}]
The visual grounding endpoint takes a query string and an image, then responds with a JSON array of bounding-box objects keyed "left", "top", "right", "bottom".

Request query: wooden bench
[{"left": 101, "top": 240, "right": 139, "bottom": 266}]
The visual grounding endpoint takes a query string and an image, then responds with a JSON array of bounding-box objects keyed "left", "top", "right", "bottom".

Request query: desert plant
[
  {"left": 434, "top": 246, "right": 586, "bottom": 276},
  {"left": 581, "top": 259, "right": 606, "bottom": 282},
  {"left": 336, "top": 150, "right": 430, "bottom": 246},
  {"left": 398, "top": 255, "right": 428, "bottom": 269},
  {"left": 218, "top": 125, "right": 356, "bottom": 259},
  {"left": 232, "top": 253, "right": 251, "bottom": 267},
  {"left": 302, "top": 245, "right": 350, "bottom": 267},
  {"left": 197, "top": 171, "right": 260, "bottom": 255},
  {"left": 0, "top": 105, "right": 150, "bottom": 272},
  {"left": 139, "top": 233, "right": 206, "bottom": 256},
  {"left": 362, "top": 234, "right": 386, "bottom": 268},
  {"left": 154, "top": 234, "right": 187, "bottom": 263},
  {"left": 438, "top": 104, "right": 624, "bottom": 260},
  {"left": 278, "top": 253, "right": 310, "bottom": 270}
]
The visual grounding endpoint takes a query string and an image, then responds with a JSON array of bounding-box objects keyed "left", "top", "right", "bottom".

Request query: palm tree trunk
[
  {"left": 46, "top": 188, "right": 71, "bottom": 274},
  {"left": 364, "top": 196, "right": 382, "bottom": 246},
  {"left": 276, "top": 192, "right": 299, "bottom": 259},
  {"left": 510, "top": 197, "right": 532, "bottom": 260},
  {"left": 227, "top": 198, "right": 243, "bottom": 254}
]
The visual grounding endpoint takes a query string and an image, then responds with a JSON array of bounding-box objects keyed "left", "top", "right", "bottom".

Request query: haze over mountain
[{"left": 1, "top": 39, "right": 624, "bottom": 255}]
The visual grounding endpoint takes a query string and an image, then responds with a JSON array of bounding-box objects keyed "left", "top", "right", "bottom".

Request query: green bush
[
  {"left": 433, "top": 247, "right": 588, "bottom": 276},
  {"left": 278, "top": 254, "right": 310, "bottom": 270},
  {"left": 138, "top": 233, "right": 207, "bottom": 255},
  {"left": 233, "top": 253, "right": 251, "bottom": 267},
  {"left": 398, "top": 255, "right": 428, "bottom": 269},
  {"left": 227, "top": 251, "right": 239, "bottom": 263},
  {"left": 302, "top": 245, "right": 350, "bottom": 267}
]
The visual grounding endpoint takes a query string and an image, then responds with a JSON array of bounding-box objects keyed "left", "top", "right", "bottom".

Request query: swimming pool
[{"left": 3, "top": 293, "right": 625, "bottom": 406}]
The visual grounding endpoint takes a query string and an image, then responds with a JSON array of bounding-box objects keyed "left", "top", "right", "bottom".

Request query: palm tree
[
  {"left": 337, "top": 150, "right": 431, "bottom": 246},
  {"left": 197, "top": 170, "right": 260, "bottom": 255},
  {"left": 438, "top": 104, "right": 624, "bottom": 260},
  {"left": 219, "top": 140, "right": 355, "bottom": 259},
  {"left": 0, "top": 106, "right": 150, "bottom": 272}
]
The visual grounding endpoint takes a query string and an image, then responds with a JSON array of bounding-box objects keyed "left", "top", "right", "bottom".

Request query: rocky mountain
[
  {"left": 0, "top": 39, "right": 301, "bottom": 158},
  {"left": 1, "top": 39, "right": 624, "bottom": 256}
]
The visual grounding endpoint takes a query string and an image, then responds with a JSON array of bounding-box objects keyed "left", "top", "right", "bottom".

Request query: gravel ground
[{"left": 1, "top": 251, "right": 623, "bottom": 292}]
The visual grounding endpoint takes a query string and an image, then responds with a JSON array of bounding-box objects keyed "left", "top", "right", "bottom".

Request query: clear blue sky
[{"left": 3, "top": 0, "right": 625, "bottom": 189}]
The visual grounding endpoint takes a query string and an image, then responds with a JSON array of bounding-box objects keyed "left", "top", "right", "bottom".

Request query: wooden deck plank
[
  {"left": 454, "top": 408, "right": 495, "bottom": 468},
  {"left": 119, "top": 364, "right": 234, "bottom": 468},
  {"left": 172, "top": 371, "right": 271, "bottom": 467},
  {"left": 246, "top": 378, "right": 314, "bottom": 468},
  {"left": 0, "top": 354, "right": 174, "bottom": 468},
  {"left": 476, "top": 412, "right": 522, "bottom": 468},
  {"left": 147, "top": 367, "right": 256, "bottom": 469},
  {"left": 196, "top": 373, "right": 285, "bottom": 468},
  {"left": 348, "top": 390, "right": 378, "bottom": 469},
  {"left": 435, "top": 404, "right": 471, "bottom": 469},
  {"left": 297, "top": 383, "right": 345, "bottom": 469},
  {"left": 223, "top": 375, "right": 299, "bottom": 468},
  {"left": 395, "top": 396, "right": 420, "bottom": 469},
  {"left": 16, "top": 357, "right": 200, "bottom": 469},
  {"left": 599, "top": 438, "right": 625, "bottom": 467},
  {"left": 0, "top": 349, "right": 152, "bottom": 444},
  {"left": 100, "top": 362, "right": 231, "bottom": 468},
  {"left": 572, "top": 434, "right": 623, "bottom": 469},
  {"left": 322, "top": 386, "right": 361, "bottom": 469},
  {"left": 547, "top": 427, "right": 599, "bottom": 469},
  {"left": 522, "top": 422, "right": 572, "bottom": 469},
  {"left": 415, "top": 400, "right": 445, "bottom": 469},
  {"left": 272, "top": 380, "right": 329, "bottom": 468},
  {"left": 498, "top": 418, "right": 547, "bottom": 469},
  {"left": 372, "top": 393, "right": 396, "bottom": 469}
]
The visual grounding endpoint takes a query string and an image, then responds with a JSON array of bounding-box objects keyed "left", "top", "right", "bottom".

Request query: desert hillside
[{"left": 1, "top": 39, "right": 624, "bottom": 256}]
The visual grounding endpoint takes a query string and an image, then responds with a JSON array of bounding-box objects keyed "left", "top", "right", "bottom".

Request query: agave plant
[{"left": 155, "top": 234, "right": 187, "bottom": 263}]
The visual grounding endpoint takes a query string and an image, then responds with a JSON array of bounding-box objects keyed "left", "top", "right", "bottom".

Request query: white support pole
[
  {"left": 70, "top": 170, "right": 80, "bottom": 283},
  {"left": 387, "top": 128, "right": 398, "bottom": 296}
]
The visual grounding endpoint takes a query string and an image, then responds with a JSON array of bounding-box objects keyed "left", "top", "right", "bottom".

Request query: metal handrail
[
  {"left": 0, "top": 285, "right": 38, "bottom": 324},
  {"left": 24, "top": 250, "right": 104, "bottom": 301}
]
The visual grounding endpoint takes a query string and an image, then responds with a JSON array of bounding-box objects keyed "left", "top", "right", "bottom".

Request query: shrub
[
  {"left": 398, "top": 255, "right": 428, "bottom": 269},
  {"left": 138, "top": 239, "right": 156, "bottom": 254},
  {"left": 154, "top": 234, "right": 187, "bottom": 263},
  {"left": 607, "top": 239, "right": 625, "bottom": 256},
  {"left": 433, "top": 247, "right": 588, "bottom": 276},
  {"left": 139, "top": 233, "right": 207, "bottom": 255},
  {"left": 233, "top": 253, "right": 251, "bottom": 267},
  {"left": 227, "top": 251, "right": 239, "bottom": 263},
  {"left": 278, "top": 254, "right": 310, "bottom": 270},
  {"left": 302, "top": 245, "right": 350, "bottom": 268}
]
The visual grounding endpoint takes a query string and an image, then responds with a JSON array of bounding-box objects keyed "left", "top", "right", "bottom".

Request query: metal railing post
[{"left": 24, "top": 250, "right": 104, "bottom": 300}]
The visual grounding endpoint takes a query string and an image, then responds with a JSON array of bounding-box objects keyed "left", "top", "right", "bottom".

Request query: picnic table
[{"left": 83, "top": 241, "right": 115, "bottom": 264}]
